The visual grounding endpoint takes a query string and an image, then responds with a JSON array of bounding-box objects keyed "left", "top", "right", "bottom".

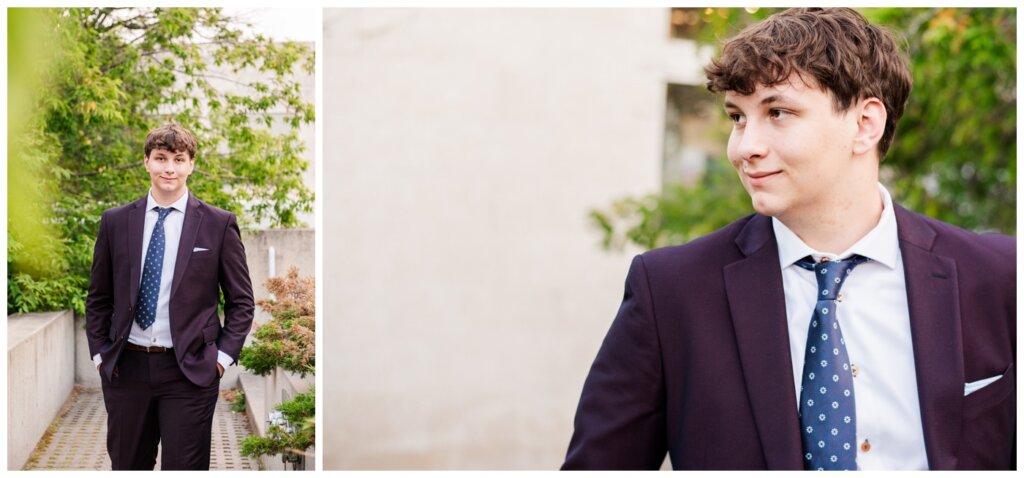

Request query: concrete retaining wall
[
  {"left": 74, "top": 314, "right": 100, "bottom": 388},
  {"left": 8, "top": 311, "right": 76, "bottom": 470}
]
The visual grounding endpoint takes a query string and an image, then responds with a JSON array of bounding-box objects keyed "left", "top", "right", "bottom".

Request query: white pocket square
[
  {"left": 964, "top": 374, "right": 1002, "bottom": 396},
  {"left": 193, "top": 247, "right": 209, "bottom": 253}
]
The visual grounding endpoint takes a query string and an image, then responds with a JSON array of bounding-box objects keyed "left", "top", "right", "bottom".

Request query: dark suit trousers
[{"left": 99, "top": 348, "right": 219, "bottom": 470}]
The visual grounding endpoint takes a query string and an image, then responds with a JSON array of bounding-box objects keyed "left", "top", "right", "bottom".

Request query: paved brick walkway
[{"left": 24, "top": 386, "right": 258, "bottom": 470}]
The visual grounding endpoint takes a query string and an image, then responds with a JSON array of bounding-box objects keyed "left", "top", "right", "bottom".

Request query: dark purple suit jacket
[
  {"left": 563, "top": 205, "right": 1015, "bottom": 470},
  {"left": 86, "top": 194, "right": 255, "bottom": 388}
]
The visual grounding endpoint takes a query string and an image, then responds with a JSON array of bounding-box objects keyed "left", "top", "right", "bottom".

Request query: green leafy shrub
[
  {"left": 591, "top": 162, "right": 751, "bottom": 251},
  {"left": 239, "top": 267, "right": 314, "bottom": 377},
  {"left": 230, "top": 391, "right": 247, "bottom": 414},
  {"left": 240, "top": 387, "right": 315, "bottom": 460}
]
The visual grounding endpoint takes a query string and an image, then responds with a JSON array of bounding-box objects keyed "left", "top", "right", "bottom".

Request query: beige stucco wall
[{"left": 322, "top": 9, "right": 704, "bottom": 469}]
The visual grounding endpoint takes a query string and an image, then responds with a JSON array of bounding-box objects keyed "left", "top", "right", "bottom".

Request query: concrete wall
[
  {"left": 74, "top": 314, "right": 101, "bottom": 388},
  {"left": 322, "top": 9, "right": 705, "bottom": 469},
  {"left": 8, "top": 311, "right": 76, "bottom": 470},
  {"left": 243, "top": 228, "right": 316, "bottom": 296}
]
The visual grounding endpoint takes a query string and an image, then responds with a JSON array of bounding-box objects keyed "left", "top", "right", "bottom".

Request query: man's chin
[
  {"left": 749, "top": 196, "right": 783, "bottom": 218},
  {"left": 152, "top": 184, "right": 184, "bottom": 197}
]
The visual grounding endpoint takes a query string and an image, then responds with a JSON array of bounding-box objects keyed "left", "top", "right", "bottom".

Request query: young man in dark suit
[
  {"left": 564, "top": 8, "right": 1014, "bottom": 470},
  {"left": 86, "top": 123, "right": 255, "bottom": 470}
]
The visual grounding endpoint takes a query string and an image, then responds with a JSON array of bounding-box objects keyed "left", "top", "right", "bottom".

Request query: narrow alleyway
[{"left": 23, "top": 386, "right": 259, "bottom": 470}]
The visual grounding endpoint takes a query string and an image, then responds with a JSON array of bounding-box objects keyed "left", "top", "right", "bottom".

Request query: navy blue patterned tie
[
  {"left": 796, "top": 255, "right": 867, "bottom": 471},
  {"left": 135, "top": 207, "right": 173, "bottom": 330}
]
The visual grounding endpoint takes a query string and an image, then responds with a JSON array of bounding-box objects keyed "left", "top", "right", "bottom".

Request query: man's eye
[
  {"left": 769, "top": 109, "right": 790, "bottom": 119},
  {"left": 728, "top": 113, "right": 745, "bottom": 124}
]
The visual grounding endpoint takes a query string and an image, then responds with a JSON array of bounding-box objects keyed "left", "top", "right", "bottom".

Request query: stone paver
[{"left": 25, "top": 386, "right": 258, "bottom": 470}]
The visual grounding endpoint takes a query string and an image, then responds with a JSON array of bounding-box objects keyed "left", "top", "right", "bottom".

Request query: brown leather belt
[{"left": 125, "top": 343, "right": 173, "bottom": 353}]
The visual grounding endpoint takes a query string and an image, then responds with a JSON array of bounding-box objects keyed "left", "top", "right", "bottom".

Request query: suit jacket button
[{"left": 860, "top": 439, "right": 871, "bottom": 453}]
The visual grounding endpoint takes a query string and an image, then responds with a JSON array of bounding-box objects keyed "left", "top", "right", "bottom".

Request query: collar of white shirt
[
  {"left": 145, "top": 187, "right": 190, "bottom": 214},
  {"left": 771, "top": 183, "right": 899, "bottom": 270}
]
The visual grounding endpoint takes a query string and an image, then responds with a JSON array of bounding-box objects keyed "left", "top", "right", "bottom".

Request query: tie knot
[
  {"left": 795, "top": 255, "right": 868, "bottom": 300},
  {"left": 155, "top": 207, "right": 173, "bottom": 221}
]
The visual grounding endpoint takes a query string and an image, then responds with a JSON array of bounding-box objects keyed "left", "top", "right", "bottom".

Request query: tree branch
[
  {"left": 73, "top": 161, "right": 143, "bottom": 177},
  {"left": 192, "top": 168, "right": 248, "bottom": 181}
]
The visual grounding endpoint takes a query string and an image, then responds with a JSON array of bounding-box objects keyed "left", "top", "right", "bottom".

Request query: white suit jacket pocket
[
  {"left": 193, "top": 247, "right": 209, "bottom": 253},
  {"left": 964, "top": 374, "right": 1003, "bottom": 396}
]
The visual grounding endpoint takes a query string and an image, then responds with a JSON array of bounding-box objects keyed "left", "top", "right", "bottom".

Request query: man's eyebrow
[
  {"left": 724, "top": 94, "right": 802, "bottom": 110},
  {"left": 760, "top": 94, "right": 800, "bottom": 106}
]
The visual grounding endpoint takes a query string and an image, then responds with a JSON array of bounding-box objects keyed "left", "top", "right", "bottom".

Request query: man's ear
[{"left": 852, "top": 98, "right": 886, "bottom": 157}]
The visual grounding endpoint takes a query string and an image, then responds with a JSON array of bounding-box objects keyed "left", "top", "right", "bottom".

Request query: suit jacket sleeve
[
  {"left": 216, "top": 212, "right": 255, "bottom": 363},
  {"left": 85, "top": 210, "right": 114, "bottom": 358},
  {"left": 562, "top": 254, "right": 668, "bottom": 470}
]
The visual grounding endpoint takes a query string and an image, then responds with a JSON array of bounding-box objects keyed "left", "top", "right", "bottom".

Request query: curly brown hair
[
  {"left": 144, "top": 123, "right": 197, "bottom": 160},
  {"left": 705, "top": 8, "right": 912, "bottom": 159}
]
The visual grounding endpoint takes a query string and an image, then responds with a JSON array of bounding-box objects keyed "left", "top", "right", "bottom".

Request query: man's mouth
[{"left": 746, "top": 170, "right": 781, "bottom": 185}]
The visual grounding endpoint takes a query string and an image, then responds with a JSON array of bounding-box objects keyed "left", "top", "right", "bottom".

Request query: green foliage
[
  {"left": 591, "top": 163, "right": 751, "bottom": 251},
  {"left": 865, "top": 8, "right": 1016, "bottom": 233},
  {"left": 238, "top": 340, "right": 283, "bottom": 376},
  {"left": 230, "top": 391, "right": 247, "bottom": 414},
  {"left": 593, "top": 8, "right": 1015, "bottom": 251},
  {"left": 239, "top": 434, "right": 283, "bottom": 459},
  {"left": 8, "top": 8, "right": 315, "bottom": 315},
  {"left": 276, "top": 387, "right": 314, "bottom": 425},
  {"left": 239, "top": 268, "right": 315, "bottom": 377},
  {"left": 688, "top": 7, "right": 782, "bottom": 44},
  {"left": 240, "top": 387, "right": 315, "bottom": 460}
]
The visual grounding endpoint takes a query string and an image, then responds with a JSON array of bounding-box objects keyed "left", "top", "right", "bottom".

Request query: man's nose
[{"left": 736, "top": 122, "right": 768, "bottom": 162}]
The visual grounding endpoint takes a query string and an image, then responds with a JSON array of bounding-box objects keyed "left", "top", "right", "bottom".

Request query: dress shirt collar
[
  {"left": 772, "top": 183, "right": 899, "bottom": 270},
  {"left": 145, "top": 187, "right": 189, "bottom": 214}
]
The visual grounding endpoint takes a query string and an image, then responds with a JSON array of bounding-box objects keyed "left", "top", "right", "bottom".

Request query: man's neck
[
  {"left": 778, "top": 184, "right": 884, "bottom": 255},
  {"left": 151, "top": 188, "right": 187, "bottom": 208}
]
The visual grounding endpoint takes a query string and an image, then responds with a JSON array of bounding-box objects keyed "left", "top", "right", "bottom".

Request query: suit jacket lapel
[
  {"left": 170, "top": 194, "right": 204, "bottom": 301},
  {"left": 127, "top": 196, "right": 147, "bottom": 308},
  {"left": 724, "top": 214, "right": 804, "bottom": 470},
  {"left": 894, "top": 205, "right": 963, "bottom": 470}
]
